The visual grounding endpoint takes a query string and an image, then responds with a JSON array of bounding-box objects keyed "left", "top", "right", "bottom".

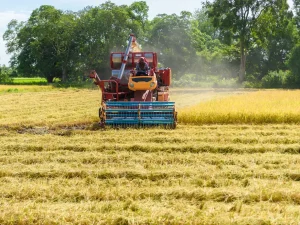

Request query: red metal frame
[
  {"left": 158, "top": 68, "right": 171, "bottom": 86},
  {"left": 99, "top": 80, "right": 128, "bottom": 101}
]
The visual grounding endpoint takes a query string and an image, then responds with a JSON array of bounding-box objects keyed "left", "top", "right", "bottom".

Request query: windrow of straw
[{"left": 178, "top": 90, "right": 300, "bottom": 125}]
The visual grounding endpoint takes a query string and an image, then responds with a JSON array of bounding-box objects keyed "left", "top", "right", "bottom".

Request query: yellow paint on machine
[{"left": 128, "top": 75, "right": 157, "bottom": 91}]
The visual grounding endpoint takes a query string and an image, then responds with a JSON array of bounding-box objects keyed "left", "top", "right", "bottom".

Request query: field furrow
[{"left": 0, "top": 124, "right": 299, "bottom": 224}]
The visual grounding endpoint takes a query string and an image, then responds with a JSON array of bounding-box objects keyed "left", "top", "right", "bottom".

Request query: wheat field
[
  {"left": 179, "top": 90, "right": 300, "bottom": 124},
  {"left": 1, "top": 86, "right": 300, "bottom": 224}
]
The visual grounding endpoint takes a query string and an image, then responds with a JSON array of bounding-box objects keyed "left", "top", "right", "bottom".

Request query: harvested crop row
[
  {"left": 0, "top": 125, "right": 300, "bottom": 224},
  {"left": 1, "top": 88, "right": 300, "bottom": 224}
]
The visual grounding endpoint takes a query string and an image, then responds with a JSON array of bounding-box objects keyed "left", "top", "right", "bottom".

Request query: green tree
[
  {"left": 3, "top": 1, "right": 147, "bottom": 82},
  {"left": 148, "top": 12, "right": 196, "bottom": 78},
  {"left": 247, "top": 1, "right": 297, "bottom": 79},
  {"left": 3, "top": 19, "right": 38, "bottom": 77},
  {"left": 0, "top": 65, "right": 12, "bottom": 83},
  {"left": 75, "top": 1, "right": 147, "bottom": 79},
  {"left": 129, "top": 1, "right": 149, "bottom": 34},
  {"left": 4, "top": 5, "right": 79, "bottom": 82},
  {"left": 293, "top": 0, "right": 300, "bottom": 28},
  {"left": 191, "top": 8, "right": 221, "bottom": 52},
  {"left": 193, "top": 7, "right": 220, "bottom": 40},
  {"left": 205, "top": 0, "right": 280, "bottom": 82},
  {"left": 253, "top": 1, "right": 298, "bottom": 75},
  {"left": 287, "top": 43, "right": 300, "bottom": 86},
  {"left": 191, "top": 7, "right": 239, "bottom": 79}
]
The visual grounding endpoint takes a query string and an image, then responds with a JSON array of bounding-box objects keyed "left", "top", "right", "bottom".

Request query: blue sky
[{"left": 0, "top": 0, "right": 294, "bottom": 66}]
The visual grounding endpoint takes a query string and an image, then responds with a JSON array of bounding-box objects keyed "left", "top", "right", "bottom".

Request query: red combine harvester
[{"left": 90, "top": 34, "right": 177, "bottom": 128}]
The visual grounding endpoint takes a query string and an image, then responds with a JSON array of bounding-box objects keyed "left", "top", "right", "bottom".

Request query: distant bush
[
  {"left": 284, "top": 72, "right": 300, "bottom": 88},
  {"left": 0, "top": 66, "right": 12, "bottom": 83},
  {"left": 261, "top": 71, "right": 286, "bottom": 88},
  {"left": 287, "top": 44, "right": 300, "bottom": 87},
  {"left": 10, "top": 77, "right": 48, "bottom": 85},
  {"left": 259, "top": 70, "right": 299, "bottom": 89},
  {"left": 243, "top": 81, "right": 262, "bottom": 88}
]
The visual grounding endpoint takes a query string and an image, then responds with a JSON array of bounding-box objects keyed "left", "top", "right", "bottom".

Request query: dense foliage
[
  {"left": 0, "top": 66, "right": 13, "bottom": 83},
  {"left": 2, "top": 0, "right": 300, "bottom": 88}
]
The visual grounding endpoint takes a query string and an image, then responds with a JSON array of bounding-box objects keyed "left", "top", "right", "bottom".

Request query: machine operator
[{"left": 135, "top": 57, "right": 149, "bottom": 76}]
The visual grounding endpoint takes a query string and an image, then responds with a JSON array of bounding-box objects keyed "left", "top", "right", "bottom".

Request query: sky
[{"left": 0, "top": 0, "right": 294, "bottom": 66}]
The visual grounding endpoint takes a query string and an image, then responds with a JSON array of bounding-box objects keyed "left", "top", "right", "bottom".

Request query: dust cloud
[{"left": 170, "top": 88, "right": 256, "bottom": 109}]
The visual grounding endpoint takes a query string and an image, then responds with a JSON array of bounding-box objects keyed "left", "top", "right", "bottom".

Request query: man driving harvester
[{"left": 135, "top": 57, "right": 149, "bottom": 76}]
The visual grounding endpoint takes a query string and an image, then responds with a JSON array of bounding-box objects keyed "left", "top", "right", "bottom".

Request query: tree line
[{"left": 2, "top": 0, "right": 300, "bottom": 88}]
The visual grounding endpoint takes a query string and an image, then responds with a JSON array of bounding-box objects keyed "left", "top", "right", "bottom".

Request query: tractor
[{"left": 90, "top": 34, "right": 177, "bottom": 128}]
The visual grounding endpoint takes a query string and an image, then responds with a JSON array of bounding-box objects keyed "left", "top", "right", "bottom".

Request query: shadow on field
[
  {"left": 1, "top": 122, "right": 178, "bottom": 135},
  {"left": 4, "top": 124, "right": 94, "bottom": 136}
]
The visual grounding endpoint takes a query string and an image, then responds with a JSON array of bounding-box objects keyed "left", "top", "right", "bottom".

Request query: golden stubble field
[{"left": 1, "top": 85, "right": 300, "bottom": 225}]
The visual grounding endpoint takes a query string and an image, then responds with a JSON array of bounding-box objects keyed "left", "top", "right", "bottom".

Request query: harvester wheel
[
  {"left": 98, "top": 107, "right": 102, "bottom": 118},
  {"left": 98, "top": 107, "right": 106, "bottom": 128},
  {"left": 172, "top": 122, "right": 177, "bottom": 129},
  {"left": 99, "top": 121, "right": 105, "bottom": 128}
]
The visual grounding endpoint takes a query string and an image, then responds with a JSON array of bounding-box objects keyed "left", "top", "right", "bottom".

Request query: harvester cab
[{"left": 90, "top": 34, "right": 177, "bottom": 128}]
